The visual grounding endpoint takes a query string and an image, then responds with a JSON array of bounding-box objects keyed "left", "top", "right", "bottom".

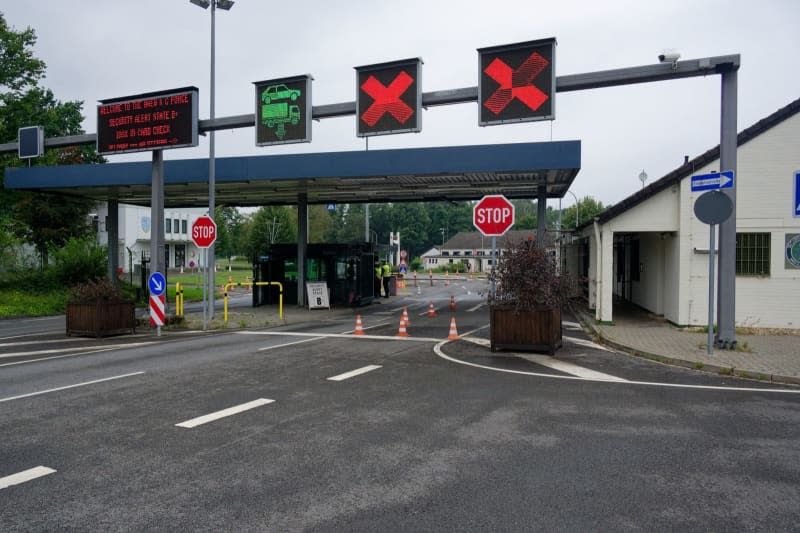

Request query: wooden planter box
[
  {"left": 66, "top": 300, "right": 137, "bottom": 338},
  {"left": 490, "top": 305, "right": 562, "bottom": 354}
]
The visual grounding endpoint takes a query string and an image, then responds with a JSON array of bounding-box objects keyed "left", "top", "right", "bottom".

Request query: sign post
[
  {"left": 148, "top": 271, "right": 166, "bottom": 337},
  {"left": 473, "top": 195, "right": 515, "bottom": 299},
  {"left": 693, "top": 191, "right": 733, "bottom": 355},
  {"left": 192, "top": 216, "right": 217, "bottom": 330}
]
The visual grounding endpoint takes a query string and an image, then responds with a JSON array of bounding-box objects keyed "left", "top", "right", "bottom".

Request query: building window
[
  {"left": 736, "top": 232, "right": 770, "bottom": 276},
  {"left": 165, "top": 218, "right": 172, "bottom": 234},
  {"left": 442, "top": 251, "right": 450, "bottom": 256},
  {"left": 181, "top": 219, "right": 187, "bottom": 234}
]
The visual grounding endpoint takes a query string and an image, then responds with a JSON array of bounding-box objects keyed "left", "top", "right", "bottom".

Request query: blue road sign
[
  {"left": 148, "top": 271, "right": 166, "bottom": 296},
  {"left": 794, "top": 170, "right": 800, "bottom": 217},
  {"left": 326, "top": 203, "right": 336, "bottom": 213},
  {"left": 691, "top": 171, "right": 734, "bottom": 192}
]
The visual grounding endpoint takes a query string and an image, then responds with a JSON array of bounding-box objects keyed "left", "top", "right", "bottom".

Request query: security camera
[{"left": 658, "top": 52, "right": 681, "bottom": 63}]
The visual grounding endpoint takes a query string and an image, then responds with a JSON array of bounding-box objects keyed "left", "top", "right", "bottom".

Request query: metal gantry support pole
[
  {"left": 207, "top": 0, "right": 217, "bottom": 320},
  {"left": 107, "top": 199, "right": 119, "bottom": 284},
  {"left": 150, "top": 150, "right": 164, "bottom": 279},
  {"left": 536, "top": 185, "right": 547, "bottom": 248},
  {"left": 716, "top": 68, "right": 738, "bottom": 349}
]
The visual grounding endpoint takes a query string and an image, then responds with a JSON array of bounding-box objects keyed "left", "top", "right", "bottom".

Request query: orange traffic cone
[
  {"left": 353, "top": 314, "right": 365, "bottom": 336},
  {"left": 448, "top": 317, "right": 459, "bottom": 340},
  {"left": 427, "top": 301, "right": 437, "bottom": 318},
  {"left": 402, "top": 307, "right": 411, "bottom": 326},
  {"left": 396, "top": 315, "right": 409, "bottom": 337},
  {"left": 449, "top": 295, "right": 456, "bottom": 312}
]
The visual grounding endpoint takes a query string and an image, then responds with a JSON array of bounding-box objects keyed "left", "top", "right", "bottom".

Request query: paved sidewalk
[{"left": 578, "top": 305, "right": 800, "bottom": 385}]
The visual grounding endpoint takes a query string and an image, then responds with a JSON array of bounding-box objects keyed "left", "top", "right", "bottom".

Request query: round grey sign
[{"left": 694, "top": 191, "right": 733, "bottom": 225}]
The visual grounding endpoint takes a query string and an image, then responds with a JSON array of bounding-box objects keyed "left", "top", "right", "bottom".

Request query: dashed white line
[
  {"left": 0, "top": 466, "right": 56, "bottom": 490},
  {"left": 0, "top": 372, "right": 145, "bottom": 403},
  {"left": 0, "top": 341, "right": 156, "bottom": 359},
  {"left": 327, "top": 365, "right": 382, "bottom": 382},
  {"left": 175, "top": 398, "right": 274, "bottom": 428}
]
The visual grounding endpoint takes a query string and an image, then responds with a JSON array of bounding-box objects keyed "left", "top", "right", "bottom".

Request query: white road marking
[
  {"left": 0, "top": 466, "right": 56, "bottom": 490},
  {"left": 461, "top": 336, "right": 625, "bottom": 381},
  {"left": 0, "top": 347, "right": 124, "bottom": 367},
  {"left": 258, "top": 337, "right": 324, "bottom": 351},
  {"left": 175, "top": 398, "right": 274, "bottom": 428},
  {"left": 434, "top": 334, "right": 800, "bottom": 394},
  {"left": 327, "top": 365, "right": 382, "bottom": 381},
  {"left": 467, "top": 303, "right": 485, "bottom": 312},
  {"left": 238, "top": 330, "right": 441, "bottom": 342},
  {"left": 519, "top": 354, "right": 628, "bottom": 382},
  {"left": 0, "top": 372, "right": 145, "bottom": 403},
  {"left": 0, "top": 337, "right": 86, "bottom": 348},
  {"left": 563, "top": 335, "right": 614, "bottom": 352},
  {"left": 562, "top": 320, "right": 582, "bottom": 330},
  {"left": 0, "top": 341, "right": 156, "bottom": 359}
]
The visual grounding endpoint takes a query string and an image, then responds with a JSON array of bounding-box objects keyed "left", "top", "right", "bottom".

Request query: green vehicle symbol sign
[
  {"left": 260, "top": 84, "right": 302, "bottom": 140},
  {"left": 262, "top": 84, "right": 300, "bottom": 104}
]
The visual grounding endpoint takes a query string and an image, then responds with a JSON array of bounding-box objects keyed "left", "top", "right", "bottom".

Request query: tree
[
  {"left": 243, "top": 206, "right": 296, "bottom": 259},
  {"left": 559, "top": 196, "right": 608, "bottom": 231},
  {"left": 0, "top": 14, "right": 103, "bottom": 267},
  {"left": 214, "top": 206, "right": 246, "bottom": 260}
]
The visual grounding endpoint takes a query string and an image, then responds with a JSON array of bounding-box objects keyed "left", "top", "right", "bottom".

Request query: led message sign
[
  {"left": 478, "top": 38, "right": 556, "bottom": 126},
  {"left": 254, "top": 75, "right": 312, "bottom": 146},
  {"left": 97, "top": 87, "right": 199, "bottom": 155},
  {"left": 356, "top": 58, "right": 422, "bottom": 137}
]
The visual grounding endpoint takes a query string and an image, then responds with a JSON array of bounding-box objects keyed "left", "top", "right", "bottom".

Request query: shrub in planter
[
  {"left": 489, "top": 240, "right": 576, "bottom": 354},
  {"left": 66, "top": 278, "right": 136, "bottom": 338}
]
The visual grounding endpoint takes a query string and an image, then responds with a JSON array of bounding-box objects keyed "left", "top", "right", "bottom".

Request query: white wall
[{"left": 681, "top": 113, "right": 800, "bottom": 328}]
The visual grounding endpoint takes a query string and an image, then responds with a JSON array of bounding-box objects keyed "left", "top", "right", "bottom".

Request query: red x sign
[
  {"left": 478, "top": 38, "right": 556, "bottom": 126},
  {"left": 483, "top": 52, "right": 549, "bottom": 115},
  {"left": 356, "top": 58, "right": 422, "bottom": 137},
  {"left": 360, "top": 71, "right": 414, "bottom": 126}
]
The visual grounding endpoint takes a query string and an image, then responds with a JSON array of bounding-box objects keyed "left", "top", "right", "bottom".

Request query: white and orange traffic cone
[
  {"left": 396, "top": 315, "right": 409, "bottom": 337},
  {"left": 427, "top": 301, "right": 437, "bottom": 317},
  {"left": 448, "top": 317, "right": 459, "bottom": 341},
  {"left": 449, "top": 295, "right": 456, "bottom": 312},
  {"left": 353, "top": 314, "right": 365, "bottom": 336},
  {"left": 402, "top": 307, "right": 411, "bottom": 327}
]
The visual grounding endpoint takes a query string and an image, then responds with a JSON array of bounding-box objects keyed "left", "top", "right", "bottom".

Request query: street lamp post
[{"left": 190, "top": 0, "right": 234, "bottom": 320}]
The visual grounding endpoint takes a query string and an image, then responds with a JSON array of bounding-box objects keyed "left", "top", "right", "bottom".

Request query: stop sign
[
  {"left": 473, "top": 195, "right": 515, "bottom": 236},
  {"left": 191, "top": 215, "right": 217, "bottom": 248}
]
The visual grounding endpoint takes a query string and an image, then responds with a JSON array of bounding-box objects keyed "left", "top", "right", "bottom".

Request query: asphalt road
[{"left": 1, "top": 285, "right": 799, "bottom": 531}]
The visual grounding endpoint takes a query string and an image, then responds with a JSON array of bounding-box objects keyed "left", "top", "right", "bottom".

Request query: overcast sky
[{"left": 4, "top": 0, "right": 799, "bottom": 208}]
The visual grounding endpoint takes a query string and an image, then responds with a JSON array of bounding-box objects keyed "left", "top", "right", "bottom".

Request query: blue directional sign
[
  {"left": 691, "top": 171, "right": 734, "bottom": 192},
  {"left": 794, "top": 171, "right": 800, "bottom": 217},
  {"left": 326, "top": 203, "right": 336, "bottom": 213},
  {"left": 148, "top": 271, "right": 166, "bottom": 296}
]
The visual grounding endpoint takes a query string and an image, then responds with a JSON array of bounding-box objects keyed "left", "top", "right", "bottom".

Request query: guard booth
[{"left": 253, "top": 243, "right": 383, "bottom": 307}]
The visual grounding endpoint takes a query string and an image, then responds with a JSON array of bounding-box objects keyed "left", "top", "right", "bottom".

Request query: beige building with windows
[{"left": 564, "top": 98, "right": 800, "bottom": 328}]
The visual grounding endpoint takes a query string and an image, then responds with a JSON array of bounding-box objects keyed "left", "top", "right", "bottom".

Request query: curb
[{"left": 571, "top": 306, "right": 800, "bottom": 388}]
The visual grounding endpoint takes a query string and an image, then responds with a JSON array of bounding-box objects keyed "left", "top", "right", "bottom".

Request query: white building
[
  {"left": 95, "top": 204, "right": 210, "bottom": 274},
  {"left": 565, "top": 97, "right": 800, "bottom": 329},
  {"left": 423, "top": 230, "right": 543, "bottom": 272}
]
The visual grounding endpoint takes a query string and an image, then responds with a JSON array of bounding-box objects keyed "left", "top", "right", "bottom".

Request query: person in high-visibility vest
[
  {"left": 374, "top": 261, "right": 382, "bottom": 298},
  {"left": 381, "top": 260, "right": 392, "bottom": 298}
]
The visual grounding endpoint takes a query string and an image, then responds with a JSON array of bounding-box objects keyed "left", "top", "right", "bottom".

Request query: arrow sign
[
  {"left": 148, "top": 271, "right": 166, "bottom": 296},
  {"left": 691, "top": 171, "right": 734, "bottom": 192}
]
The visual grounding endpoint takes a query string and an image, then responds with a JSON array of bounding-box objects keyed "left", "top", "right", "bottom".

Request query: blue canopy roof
[{"left": 5, "top": 141, "right": 580, "bottom": 207}]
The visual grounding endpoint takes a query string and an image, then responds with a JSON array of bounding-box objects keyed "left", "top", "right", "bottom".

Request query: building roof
[
  {"left": 5, "top": 141, "right": 581, "bottom": 208},
  {"left": 580, "top": 96, "right": 800, "bottom": 229},
  {"left": 442, "top": 230, "right": 545, "bottom": 250}
]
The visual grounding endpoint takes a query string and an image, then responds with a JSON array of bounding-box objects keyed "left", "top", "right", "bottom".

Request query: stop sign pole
[
  {"left": 192, "top": 215, "right": 217, "bottom": 330},
  {"left": 473, "top": 195, "right": 515, "bottom": 299}
]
